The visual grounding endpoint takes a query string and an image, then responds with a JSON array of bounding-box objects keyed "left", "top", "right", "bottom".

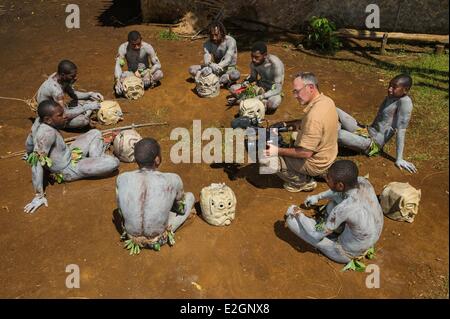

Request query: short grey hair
[{"left": 295, "top": 72, "right": 319, "bottom": 88}]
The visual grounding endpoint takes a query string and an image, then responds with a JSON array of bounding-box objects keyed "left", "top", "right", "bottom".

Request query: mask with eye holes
[
  {"left": 239, "top": 98, "right": 265, "bottom": 121},
  {"left": 122, "top": 74, "right": 144, "bottom": 100},
  {"left": 200, "top": 183, "right": 236, "bottom": 226}
]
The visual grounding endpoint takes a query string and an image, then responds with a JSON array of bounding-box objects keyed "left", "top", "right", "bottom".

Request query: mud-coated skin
[
  {"left": 36, "top": 72, "right": 99, "bottom": 128},
  {"left": 229, "top": 54, "right": 284, "bottom": 112},
  {"left": 285, "top": 177, "right": 384, "bottom": 263},
  {"left": 25, "top": 120, "right": 120, "bottom": 196},
  {"left": 116, "top": 169, "right": 194, "bottom": 238},
  {"left": 337, "top": 95, "right": 414, "bottom": 170},
  {"left": 188, "top": 35, "right": 240, "bottom": 86},
  {"left": 114, "top": 41, "right": 163, "bottom": 86}
]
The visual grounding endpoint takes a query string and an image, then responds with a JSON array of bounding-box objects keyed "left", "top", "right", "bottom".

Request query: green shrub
[
  {"left": 158, "top": 29, "right": 180, "bottom": 41},
  {"left": 304, "top": 16, "right": 342, "bottom": 54}
]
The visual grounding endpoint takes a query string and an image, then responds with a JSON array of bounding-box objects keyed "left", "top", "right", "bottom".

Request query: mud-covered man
[
  {"left": 116, "top": 138, "right": 195, "bottom": 251},
  {"left": 284, "top": 160, "right": 384, "bottom": 264},
  {"left": 24, "top": 100, "right": 120, "bottom": 214},
  {"left": 114, "top": 31, "right": 164, "bottom": 95},
  {"left": 36, "top": 60, "right": 103, "bottom": 129},
  {"left": 263, "top": 72, "right": 338, "bottom": 192},
  {"left": 337, "top": 74, "right": 417, "bottom": 173},
  {"left": 229, "top": 42, "right": 284, "bottom": 113},
  {"left": 188, "top": 21, "right": 240, "bottom": 88}
]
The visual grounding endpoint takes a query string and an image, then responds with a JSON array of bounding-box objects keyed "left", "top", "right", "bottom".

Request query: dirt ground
[{"left": 0, "top": 0, "right": 448, "bottom": 299}]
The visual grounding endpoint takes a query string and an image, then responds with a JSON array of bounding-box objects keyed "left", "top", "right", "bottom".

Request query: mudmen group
[
  {"left": 285, "top": 160, "right": 384, "bottom": 264},
  {"left": 114, "top": 31, "right": 164, "bottom": 96},
  {"left": 263, "top": 72, "right": 338, "bottom": 193},
  {"left": 116, "top": 138, "right": 195, "bottom": 251},
  {"left": 229, "top": 42, "right": 285, "bottom": 114},
  {"left": 189, "top": 21, "right": 240, "bottom": 88},
  {"left": 337, "top": 74, "right": 417, "bottom": 173},
  {"left": 24, "top": 100, "right": 120, "bottom": 214},
  {"left": 36, "top": 60, "right": 103, "bottom": 129}
]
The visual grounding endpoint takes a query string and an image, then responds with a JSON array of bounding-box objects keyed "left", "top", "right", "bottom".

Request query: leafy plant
[
  {"left": 304, "top": 16, "right": 342, "bottom": 54},
  {"left": 26, "top": 152, "right": 53, "bottom": 168},
  {"left": 342, "top": 259, "right": 366, "bottom": 272},
  {"left": 123, "top": 239, "right": 142, "bottom": 255},
  {"left": 158, "top": 29, "right": 180, "bottom": 41},
  {"left": 236, "top": 84, "right": 260, "bottom": 100}
]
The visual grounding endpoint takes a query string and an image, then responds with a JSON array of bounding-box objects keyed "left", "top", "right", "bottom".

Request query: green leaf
[
  {"left": 315, "top": 221, "right": 325, "bottom": 231},
  {"left": 168, "top": 232, "right": 176, "bottom": 246},
  {"left": 342, "top": 259, "right": 356, "bottom": 272},
  {"left": 354, "top": 260, "right": 367, "bottom": 272},
  {"left": 366, "top": 247, "right": 376, "bottom": 260},
  {"left": 45, "top": 157, "right": 53, "bottom": 167}
]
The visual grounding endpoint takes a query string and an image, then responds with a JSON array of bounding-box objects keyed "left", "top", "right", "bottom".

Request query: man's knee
[
  {"left": 103, "top": 155, "right": 120, "bottom": 171},
  {"left": 219, "top": 73, "right": 230, "bottom": 85},
  {"left": 87, "top": 129, "right": 102, "bottom": 139},
  {"left": 67, "top": 117, "right": 90, "bottom": 129},
  {"left": 266, "top": 96, "right": 282, "bottom": 113},
  {"left": 228, "top": 70, "right": 240, "bottom": 81},
  {"left": 152, "top": 69, "right": 164, "bottom": 82}
]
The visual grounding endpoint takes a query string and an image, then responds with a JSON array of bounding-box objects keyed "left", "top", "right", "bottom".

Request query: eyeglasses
[{"left": 292, "top": 85, "right": 310, "bottom": 96}]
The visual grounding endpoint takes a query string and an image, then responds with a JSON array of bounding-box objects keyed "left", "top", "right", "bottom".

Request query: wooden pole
[
  {"left": 435, "top": 44, "right": 445, "bottom": 55},
  {"left": 336, "top": 28, "right": 449, "bottom": 44},
  {"left": 380, "top": 33, "right": 389, "bottom": 55}
]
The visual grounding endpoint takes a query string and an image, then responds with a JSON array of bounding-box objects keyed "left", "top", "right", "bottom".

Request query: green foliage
[
  {"left": 237, "top": 84, "right": 260, "bottom": 100},
  {"left": 305, "top": 16, "right": 342, "bottom": 54},
  {"left": 52, "top": 173, "right": 64, "bottom": 184},
  {"left": 342, "top": 259, "right": 366, "bottom": 272},
  {"left": 27, "top": 152, "right": 53, "bottom": 168},
  {"left": 158, "top": 29, "right": 180, "bottom": 41},
  {"left": 123, "top": 239, "right": 142, "bottom": 255}
]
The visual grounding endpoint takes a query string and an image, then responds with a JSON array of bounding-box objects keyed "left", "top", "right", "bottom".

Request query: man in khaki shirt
[{"left": 264, "top": 72, "right": 338, "bottom": 192}]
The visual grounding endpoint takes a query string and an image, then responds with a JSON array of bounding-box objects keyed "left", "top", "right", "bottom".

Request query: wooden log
[
  {"left": 336, "top": 28, "right": 449, "bottom": 44},
  {"left": 380, "top": 33, "right": 389, "bottom": 55},
  {"left": 435, "top": 44, "right": 445, "bottom": 55}
]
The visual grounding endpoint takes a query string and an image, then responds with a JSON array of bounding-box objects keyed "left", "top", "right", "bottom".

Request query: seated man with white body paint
[
  {"left": 229, "top": 42, "right": 284, "bottom": 113},
  {"left": 24, "top": 100, "right": 120, "bottom": 214},
  {"left": 116, "top": 138, "right": 195, "bottom": 251},
  {"left": 284, "top": 160, "right": 384, "bottom": 264},
  {"left": 114, "top": 31, "right": 164, "bottom": 95},
  {"left": 36, "top": 60, "right": 103, "bottom": 129},
  {"left": 337, "top": 74, "right": 417, "bottom": 173},
  {"left": 188, "top": 21, "right": 240, "bottom": 88}
]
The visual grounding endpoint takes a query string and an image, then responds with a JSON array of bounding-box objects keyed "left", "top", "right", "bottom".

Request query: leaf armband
[
  {"left": 27, "top": 152, "right": 53, "bottom": 168},
  {"left": 70, "top": 147, "right": 83, "bottom": 167}
]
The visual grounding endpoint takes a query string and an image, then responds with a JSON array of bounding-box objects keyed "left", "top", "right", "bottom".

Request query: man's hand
[
  {"left": 264, "top": 142, "right": 279, "bottom": 157},
  {"left": 304, "top": 195, "right": 320, "bottom": 207},
  {"left": 89, "top": 92, "right": 104, "bottom": 102},
  {"left": 84, "top": 101, "right": 101, "bottom": 111},
  {"left": 256, "top": 94, "right": 265, "bottom": 101},
  {"left": 395, "top": 159, "right": 417, "bottom": 173},
  {"left": 142, "top": 75, "right": 152, "bottom": 88},
  {"left": 115, "top": 79, "right": 124, "bottom": 95},
  {"left": 24, "top": 194, "right": 48, "bottom": 214},
  {"left": 210, "top": 63, "right": 223, "bottom": 74}
]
